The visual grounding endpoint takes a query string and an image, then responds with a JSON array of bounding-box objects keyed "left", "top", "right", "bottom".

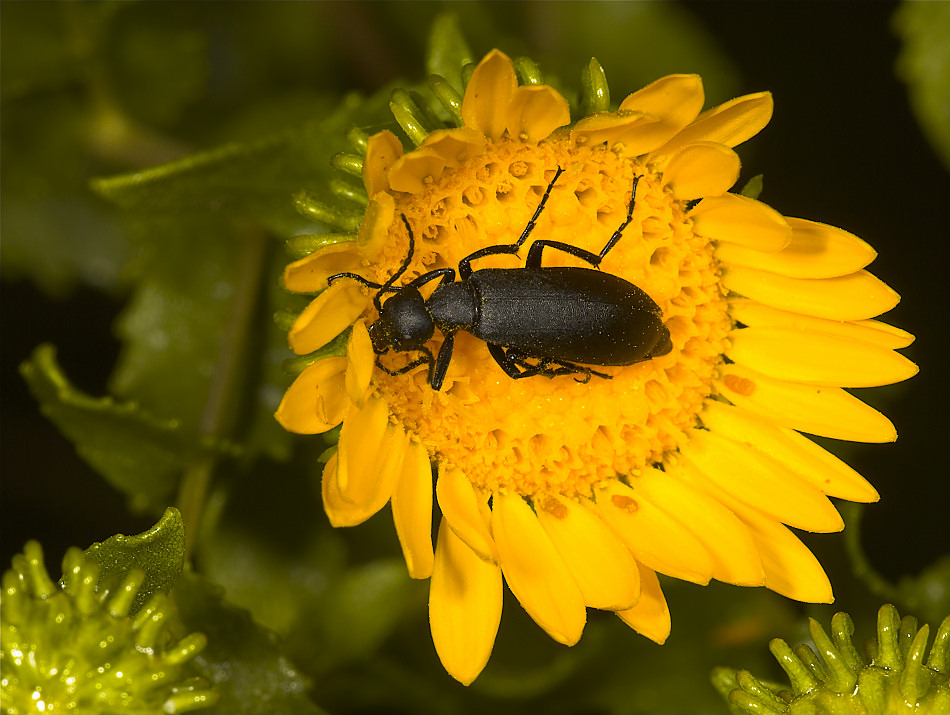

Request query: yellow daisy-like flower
[{"left": 276, "top": 50, "right": 917, "bottom": 685}]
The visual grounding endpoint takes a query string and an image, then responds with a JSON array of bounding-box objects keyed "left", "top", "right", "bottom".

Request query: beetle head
[{"left": 369, "top": 287, "right": 435, "bottom": 353}]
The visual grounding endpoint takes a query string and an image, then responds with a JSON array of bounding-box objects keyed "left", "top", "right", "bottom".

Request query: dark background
[{"left": 2, "top": 1, "right": 947, "bottom": 588}]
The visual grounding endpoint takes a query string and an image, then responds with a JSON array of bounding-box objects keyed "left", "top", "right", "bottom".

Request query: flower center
[{"left": 370, "top": 137, "right": 731, "bottom": 497}]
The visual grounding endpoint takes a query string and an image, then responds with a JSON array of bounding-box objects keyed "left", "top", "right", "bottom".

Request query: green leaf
[
  {"left": 173, "top": 570, "right": 327, "bottom": 715},
  {"left": 893, "top": 0, "right": 950, "bottom": 169},
  {"left": 81, "top": 506, "right": 186, "bottom": 615},
  {"left": 20, "top": 344, "right": 190, "bottom": 510},
  {"left": 104, "top": 215, "right": 297, "bottom": 463},
  {"left": 106, "top": 214, "right": 243, "bottom": 436},
  {"left": 90, "top": 94, "right": 390, "bottom": 238}
]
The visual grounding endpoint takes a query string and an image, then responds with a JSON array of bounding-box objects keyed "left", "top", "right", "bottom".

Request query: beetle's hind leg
[{"left": 488, "top": 345, "right": 612, "bottom": 383}]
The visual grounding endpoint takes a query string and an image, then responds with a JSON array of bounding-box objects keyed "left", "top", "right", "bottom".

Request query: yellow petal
[
  {"left": 594, "top": 480, "right": 714, "bottom": 584},
  {"left": 288, "top": 281, "right": 371, "bottom": 355},
  {"left": 435, "top": 468, "right": 496, "bottom": 562},
  {"left": 654, "top": 91, "right": 773, "bottom": 160},
  {"left": 722, "top": 267, "right": 900, "bottom": 321},
  {"left": 683, "top": 428, "right": 844, "bottom": 533},
  {"left": 727, "top": 326, "right": 918, "bottom": 388},
  {"left": 274, "top": 357, "right": 349, "bottom": 434},
  {"left": 284, "top": 242, "right": 362, "bottom": 294},
  {"left": 535, "top": 493, "right": 640, "bottom": 611},
  {"left": 388, "top": 148, "right": 448, "bottom": 194},
  {"left": 717, "top": 363, "right": 897, "bottom": 443},
  {"left": 321, "top": 434, "right": 401, "bottom": 529},
  {"left": 662, "top": 142, "right": 740, "bottom": 200},
  {"left": 461, "top": 49, "right": 517, "bottom": 139},
  {"left": 337, "top": 395, "right": 402, "bottom": 506},
  {"left": 363, "top": 130, "right": 403, "bottom": 196},
  {"left": 728, "top": 499, "right": 834, "bottom": 604},
  {"left": 356, "top": 191, "right": 395, "bottom": 257},
  {"left": 616, "top": 74, "right": 705, "bottom": 155},
  {"left": 391, "top": 439, "right": 435, "bottom": 579},
  {"left": 691, "top": 194, "right": 791, "bottom": 251},
  {"left": 492, "top": 492, "right": 586, "bottom": 645},
  {"left": 728, "top": 299, "right": 916, "bottom": 350},
  {"left": 506, "top": 85, "right": 571, "bottom": 144},
  {"left": 344, "top": 320, "right": 374, "bottom": 402},
  {"left": 615, "top": 563, "right": 671, "bottom": 644},
  {"left": 716, "top": 217, "right": 878, "bottom": 279},
  {"left": 635, "top": 467, "right": 764, "bottom": 586},
  {"left": 570, "top": 109, "right": 656, "bottom": 149},
  {"left": 699, "top": 401, "right": 880, "bottom": 503},
  {"left": 417, "top": 127, "right": 487, "bottom": 168},
  {"left": 429, "top": 518, "right": 502, "bottom": 686},
  {"left": 620, "top": 73, "right": 704, "bottom": 119}
]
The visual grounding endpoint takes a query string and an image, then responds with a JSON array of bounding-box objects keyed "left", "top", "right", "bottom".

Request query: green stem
[
  {"left": 842, "top": 502, "right": 902, "bottom": 604},
  {"left": 177, "top": 222, "right": 270, "bottom": 558}
]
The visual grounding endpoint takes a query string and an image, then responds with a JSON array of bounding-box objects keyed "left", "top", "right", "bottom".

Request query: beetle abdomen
[{"left": 469, "top": 268, "right": 671, "bottom": 365}]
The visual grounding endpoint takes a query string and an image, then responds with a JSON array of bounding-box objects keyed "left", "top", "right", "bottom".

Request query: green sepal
[
  {"left": 581, "top": 57, "right": 611, "bottom": 116},
  {"left": 739, "top": 174, "right": 764, "bottom": 200},
  {"left": 514, "top": 56, "right": 544, "bottom": 86},
  {"left": 20, "top": 344, "right": 204, "bottom": 511},
  {"left": 293, "top": 190, "right": 363, "bottom": 231},
  {"left": 425, "top": 13, "right": 472, "bottom": 91},
  {"left": 329, "top": 151, "right": 364, "bottom": 178},
  {"left": 81, "top": 507, "right": 186, "bottom": 616},
  {"left": 282, "top": 331, "right": 350, "bottom": 376},
  {"left": 427, "top": 74, "right": 464, "bottom": 126},
  {"left": 284, "top": 232, "right": 357, "bottom": 260}
]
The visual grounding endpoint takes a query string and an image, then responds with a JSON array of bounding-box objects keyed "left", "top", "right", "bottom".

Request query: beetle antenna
[
  {"left": 327, "top": 272, "right": 384, "bottom": 290},
  {"left": 371, "top": 214, "right": 418, "bottom": 310}
]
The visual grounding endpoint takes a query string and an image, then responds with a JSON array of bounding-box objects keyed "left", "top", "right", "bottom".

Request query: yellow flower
[{"left": 276, "top": 50, "right": 917, "bottom": 685}]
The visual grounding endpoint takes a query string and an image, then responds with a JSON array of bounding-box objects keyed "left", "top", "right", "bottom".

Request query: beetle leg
[
  {"left": 525, "top": 239, "right": 605, "bottom": 269},
  {"left": 431, "top": 333, "right": 455, "bottom": 390},
  {"left": 327, "top": 272, "right": 385, "bottom": 290},
  {"left": 405, "top": 267, "right": 456, "bottom": 290},
  {"left": 488, "top": 346, "right": 613, "bottom": 383},
  {"left": 458, "top": 166, "right": 565, "bottom": 279},
  {"left": 532, "top": 359, "right": 613, "bottom": 383},
  {"left": 376, "top": 345, "right": 435, "bottom": 378},
  {"left": 525, "top": 174, "right": 641, "bottom": 269},
  {"left": 487, "top": 343, "right": 524, "bottom": 379}
]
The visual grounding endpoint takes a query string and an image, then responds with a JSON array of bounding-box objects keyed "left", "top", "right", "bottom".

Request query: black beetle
[{"left": 328, "top": 166, "right": 673, "bottom": 391}]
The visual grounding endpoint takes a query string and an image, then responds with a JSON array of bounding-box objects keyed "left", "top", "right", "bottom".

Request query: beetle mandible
[{"left": 328, "top": 166, "right": 673, "bottom": 391}]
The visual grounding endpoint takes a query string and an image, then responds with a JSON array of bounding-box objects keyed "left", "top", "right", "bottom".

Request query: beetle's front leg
[
  {"left": 458, "top": 167, "right": 565, "bottom": 279},
  {"left": 405, "top": 267, "right": 456, "bottom": 291},
  {"left": 526, "top": 174, "right": 641, "bottom": 269},
  {"left": 377, "top": 346, "right": 435, "bottom": 379},
  {"left": 431, "top": 333, "right": 455, "bottom": 391}
]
